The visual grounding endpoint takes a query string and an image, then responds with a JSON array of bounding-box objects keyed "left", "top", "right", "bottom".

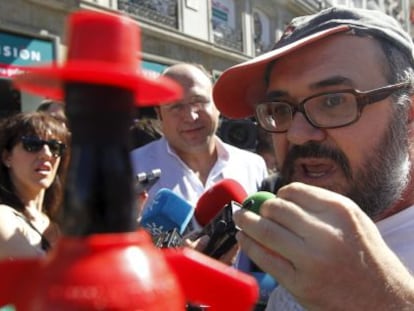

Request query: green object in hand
[{"left": 242, "top": 191, "right": 276, "bottom": 214}]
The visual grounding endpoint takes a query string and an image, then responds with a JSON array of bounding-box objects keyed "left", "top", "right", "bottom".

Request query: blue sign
[
  {"left": 0, "top": 30, "right": 56, "bottom": 77},
  {"left": 142, "top": 60, "right": 167, "bottom": 73}
]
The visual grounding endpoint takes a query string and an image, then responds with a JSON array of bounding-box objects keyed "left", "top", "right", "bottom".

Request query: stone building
[{"left": 0, "top": 0, "right": 410, "bottom": 113}]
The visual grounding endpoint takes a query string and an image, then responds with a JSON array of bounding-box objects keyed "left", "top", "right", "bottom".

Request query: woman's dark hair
[
  {"left": 36, "top": 101, "right": 53, "bottom": 112},
  {"left": 0, "top": 111, "right": 71, "bottom": 220}
]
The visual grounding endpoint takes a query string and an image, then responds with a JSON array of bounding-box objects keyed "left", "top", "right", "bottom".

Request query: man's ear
[{"left": 408, "top": 95, "right": 414, "bottom": 123}]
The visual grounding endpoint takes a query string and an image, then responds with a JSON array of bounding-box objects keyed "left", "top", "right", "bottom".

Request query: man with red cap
[{"left": 213, "top": 6, "right": 414, "bottom": 310}]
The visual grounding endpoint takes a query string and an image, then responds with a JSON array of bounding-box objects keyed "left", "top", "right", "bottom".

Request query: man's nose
[
  {"left": 286, "top": 112, "right": 326, "bottom": 145},
  {"left": 183, "top": 105, "right": 200, "bottom": 121}
]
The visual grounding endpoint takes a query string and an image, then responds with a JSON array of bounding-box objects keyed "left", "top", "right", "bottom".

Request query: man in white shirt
[
  {"left": 213, "top": 6, "right": 414, "bottom": 310},
  {"left": 130, "top": 63, "right": 267, "bottom": 227}
]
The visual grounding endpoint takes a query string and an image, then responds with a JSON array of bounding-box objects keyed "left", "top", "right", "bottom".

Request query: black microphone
[
  {"left": 135, "top": 168, "right": 161, "bottom": 194},
  {"left": 192, "top": 179, "right": 248, "bottom": 259}
]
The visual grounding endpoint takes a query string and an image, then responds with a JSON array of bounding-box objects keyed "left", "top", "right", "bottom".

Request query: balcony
[
  {"left": 118, "top": 0, "right": 178, "bottom": 29},
  {"left": 213, "top": 23, "right": 243, "bottom": 52},
  {"left": 254, "top": 40, "right": 273, "bottom": 56}
]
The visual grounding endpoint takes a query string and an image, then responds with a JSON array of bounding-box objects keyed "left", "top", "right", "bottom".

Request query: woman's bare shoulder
[
  {"left": 0, "top": 205, "right": 26, "bottom": 239},
  {"left": 0, "top": 205, "right": 44, "bottom": 259}
]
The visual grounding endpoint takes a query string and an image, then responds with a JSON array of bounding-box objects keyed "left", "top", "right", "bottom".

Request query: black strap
[{"left": 12, "top": 210, "right": 52, "bottom": 252}]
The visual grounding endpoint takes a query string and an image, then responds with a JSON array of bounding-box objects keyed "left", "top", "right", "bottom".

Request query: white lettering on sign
[
  {"left": 1, "top": 45, "right": 42, "bottom": 62},
  {"left": 0, "top": 64, "right": 24, "bottom": 77}
]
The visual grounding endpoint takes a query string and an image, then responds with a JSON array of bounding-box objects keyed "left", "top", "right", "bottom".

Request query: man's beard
[{"left": 280, "top": 109, "right": 410, "bottom": 220}]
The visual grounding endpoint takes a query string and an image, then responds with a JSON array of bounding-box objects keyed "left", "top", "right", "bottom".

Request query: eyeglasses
[
  {"left": 255, "top": 82, "right": 410, "bottom": 133},
  {"left": 163, "top": 101, "right": 211, "bottom": 117},
  {"left": 21, "top": 136, "right": 66, "bottom": 158}
]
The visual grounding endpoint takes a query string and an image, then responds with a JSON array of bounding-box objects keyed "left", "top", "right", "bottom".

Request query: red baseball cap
[{"left": 213, "top": 7, "right": 414, "bottom": 119}]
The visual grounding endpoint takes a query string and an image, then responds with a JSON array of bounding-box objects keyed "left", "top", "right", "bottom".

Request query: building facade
[{"left": 0, "top": 0, "right": 411, "bottom": 112}]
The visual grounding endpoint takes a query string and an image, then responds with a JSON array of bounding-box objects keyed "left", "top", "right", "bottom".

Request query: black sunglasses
[{"left": 21, "top": 136, "right": 66, "bottom": 158}]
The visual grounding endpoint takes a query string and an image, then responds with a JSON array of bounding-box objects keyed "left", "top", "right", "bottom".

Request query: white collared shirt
[{"left": 130, "top": 136, "right": 268, "bottom": 212}]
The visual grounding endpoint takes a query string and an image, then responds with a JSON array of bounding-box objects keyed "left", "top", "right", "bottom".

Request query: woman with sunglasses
[{"left": 0, "top": 111, "right": 70, "bottom": 259}]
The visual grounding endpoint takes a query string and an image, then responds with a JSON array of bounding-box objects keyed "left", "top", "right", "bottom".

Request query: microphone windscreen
[
  {"left": 140, "top": 188, "right": 194, "bottom": 235},
  {"left": 195, "top": 179, "right": 247, "bottom": 227},
  {"left": 242, "top": 191, "right": 276, "bottom": 214}
]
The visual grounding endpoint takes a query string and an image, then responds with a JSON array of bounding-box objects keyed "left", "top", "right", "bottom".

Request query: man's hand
[{"left": 234, "top": 182, "right": 414, "bottom": 310}]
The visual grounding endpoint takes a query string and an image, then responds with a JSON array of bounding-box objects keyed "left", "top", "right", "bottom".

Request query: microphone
[
  {"left": 193, "top": 179, "right": 248, "bottom": 259},
  {"left": 135, "top": 168, "right": 161, "bottom": 194},
  {"left": 140, "top": 188, "right": 194, "bottom": 247},
  {"left": 242, "top": 191, "right": 276, "bottom": 214},
  {"left": 238, "top": 191, "right": 278, "bottom": 309},
  {"left": 194, "top": 178, "right": 247, "bottom": 227}
]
